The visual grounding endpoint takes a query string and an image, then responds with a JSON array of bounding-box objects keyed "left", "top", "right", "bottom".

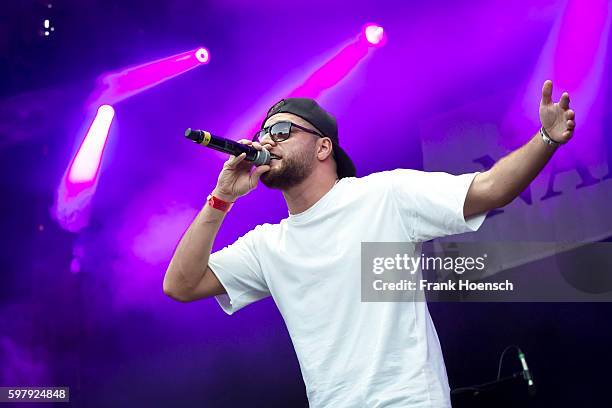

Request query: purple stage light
[
  {"left": 195, "top": 47, "right": 211, "bottom": 64},
  {"left": 286, "top": 24, "right": 387, "bottom": 102},
  {"left": 87, "top": 46, "right": 211, "bottom": 108},
  {"left": 290, "top": 23, "right": 387, "bottom": 97},
  {"left": 230, "top": 23, "right": 388, "bottom": 143},
  {"left": 289, "top": 40, "right": 370, "bottom": 99},
  {"left": 55, "top": 45, "right": 213, "bottom": 232},
  {"left": 53, "top": 105, "right": 115, "bottom": 232},
  {"left": 68, "top": 105, "right": 114, "bottom": 184},
  {"left": 363, "top": 24, "right": 386, "bottom": 46}
]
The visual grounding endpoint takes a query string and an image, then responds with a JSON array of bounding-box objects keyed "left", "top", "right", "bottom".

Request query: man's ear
[{"left": 316, "top": 137, "right": 334, "bottom": 161}]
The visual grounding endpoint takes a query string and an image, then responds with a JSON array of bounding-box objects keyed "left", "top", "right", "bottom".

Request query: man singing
[{"left": 163, "top": 80, "right": 575, "bottom": 407}]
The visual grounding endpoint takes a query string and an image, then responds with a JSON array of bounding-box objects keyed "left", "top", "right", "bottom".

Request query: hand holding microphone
[
  {"left": 185, "top": 128, "right": 273, "bottom": 202},
  {"left": 185, "top": 128, "right": 279, "bottom": 165}
]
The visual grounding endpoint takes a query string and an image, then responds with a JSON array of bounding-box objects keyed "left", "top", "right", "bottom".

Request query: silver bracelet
[{"left": 540, "top": 127, "right": 561, "bottom": 147}]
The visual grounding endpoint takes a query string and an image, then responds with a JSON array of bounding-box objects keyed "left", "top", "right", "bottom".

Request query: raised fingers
[
  {"left": 541, "top": 80, "right": 553, "bottom": 105},
  {"left": 559, "top": 92, "right": 570, "bottom": 110}
]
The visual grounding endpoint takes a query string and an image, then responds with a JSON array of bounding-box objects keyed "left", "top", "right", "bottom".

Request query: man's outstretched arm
[{"left": 464, "top": 80, "right": 576, "bottom": 218}]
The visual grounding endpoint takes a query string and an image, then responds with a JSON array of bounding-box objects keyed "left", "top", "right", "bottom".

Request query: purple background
[{"left": 1, "top": 0, "right": 612, "bottom": 406}]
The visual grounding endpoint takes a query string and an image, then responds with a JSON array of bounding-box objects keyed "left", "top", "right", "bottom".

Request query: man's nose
[{"left": 260, "top": 136, "right": 277, "bottom": 148}]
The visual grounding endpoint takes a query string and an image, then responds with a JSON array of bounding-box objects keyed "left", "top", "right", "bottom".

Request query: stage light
[
  {"left": 42, "top": 19, "right": 54, "bottom": 37},
  {"left": 364, "top": 24, "right": 386, "bottom": 46},
  {"left": 68, "top": 105, "right": 115, "bottom": 183},
  {"left": 88, "top": 46, "right": 211, "bottom": 107},
  {"left": 289, "top": 23, "right": 387, "bottom": 98},
  {"left": 53, "top": 105, "right": 115, "bottom": 232},
  {"left": 56, "top": 45, "right": 213, "bottom": 231},
  {"left": 195, "top": 47, "right": 210, "bottom": 64},
  {"left": 233, "top": 23, "right": 387, "bottom": 140},
  {"left": 57, "top": 44, "right": 214, "bottom": 231}
]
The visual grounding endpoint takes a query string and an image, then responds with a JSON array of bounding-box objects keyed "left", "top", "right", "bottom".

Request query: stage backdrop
[{"left": 420, "top": 87, "right": 612, "bottom": 276}]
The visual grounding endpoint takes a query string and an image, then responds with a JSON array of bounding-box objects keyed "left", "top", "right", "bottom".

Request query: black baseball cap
[{"left": 262, "top": 98, "right": 356, "bottom": 179}]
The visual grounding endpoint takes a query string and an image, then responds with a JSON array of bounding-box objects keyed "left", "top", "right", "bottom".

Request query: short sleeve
[
  {"left": 388, "top": 169, "right": 487, "bottom": 242},
  {"left": 208, "top": 226, "right": 270, "bottom": 314}
]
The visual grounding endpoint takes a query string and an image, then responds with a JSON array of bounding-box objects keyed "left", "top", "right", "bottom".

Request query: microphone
[
  {"left": 517, "top": 349, "right": 536, "bottom": 396},
  {"left": 185, "top": 128, "right": 274, "bottom": 166}
]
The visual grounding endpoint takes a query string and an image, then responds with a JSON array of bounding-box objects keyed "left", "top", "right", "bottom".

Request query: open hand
[{"left": 539, "top": 80, "right": 575, "bottom": 144}]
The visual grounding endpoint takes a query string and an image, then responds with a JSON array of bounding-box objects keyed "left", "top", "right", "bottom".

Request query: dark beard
[{"left": 261, "top": 153, "right": 315, "bottom": 190}]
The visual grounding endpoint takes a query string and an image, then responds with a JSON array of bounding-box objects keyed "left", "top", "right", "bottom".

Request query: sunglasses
[{"left": 253, "top": 121, "right": 323, "bottom": 143}]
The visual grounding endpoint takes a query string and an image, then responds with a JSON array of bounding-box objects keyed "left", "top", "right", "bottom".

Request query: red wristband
[{"left": 207, "top": 194, "right": 234, "bottom": 213}]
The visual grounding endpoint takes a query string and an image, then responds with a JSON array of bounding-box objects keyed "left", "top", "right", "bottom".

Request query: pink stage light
[
  {"left": 289, "top": 41, "right": 369, "bottom": 99},
  {"left": 234, "top": 23, "right": 388, "bottom": 140},
  {"left": 290, "top": 23, "right": 387, "bottom": 99},
  {"left": 364, "top": 24, "right": 386, "bottom": 46},
  {"left": 195, "top": 47, "right": 211, "bottom": 63},
  {"left": 68, "top": 104, "right": 114, "bottom": 183},
  {"left": 87, "top": 46, "right": 211, "bottom": 108},
  {"left": 53, "top": 105, "right": 115, "bottom": 232},
  {"left": 54, "top": 45, "right": 212, "bottom": 232}
]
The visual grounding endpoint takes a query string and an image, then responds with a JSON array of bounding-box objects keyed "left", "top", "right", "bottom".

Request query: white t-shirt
[{"left": 208, "top": 169, "right": 486, "bottom": 408}]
